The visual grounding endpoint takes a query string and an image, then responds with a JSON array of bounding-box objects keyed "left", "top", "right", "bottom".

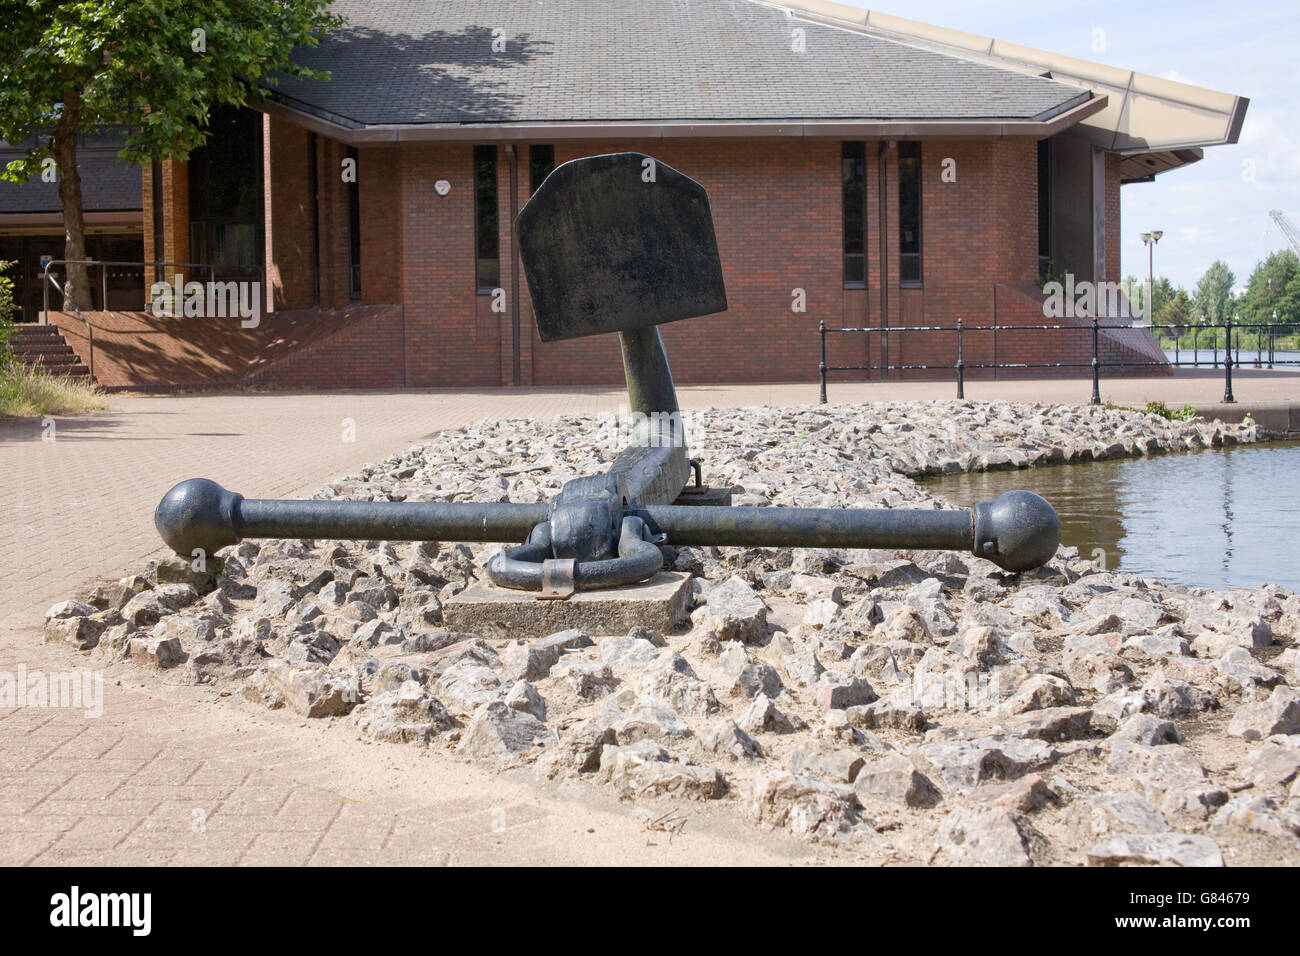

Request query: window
[
  {"left": 1037, "top": 138, "right": 1052, "bottom": 279},
  {"left": 474, "top": 145, "right": 500, "bottom": 292},
  {"left": 308, "top": 134, "right": 320, "bottom": 302},
  {"left": 529, "top": 144, "right": 555, "bottom": 194},
  {"left": 187, "top": 105, "right": 264, "bottom": 278},
  {"left": 346, "top": 146, "right": 361, "bottom": 298},
  {"left": 899, "top": 141, "right": 921, "bottom": 285},
  {"left": 841, "top": 142, "right": 865, "bottom": 287},
  {"left": 151, "top": 159, "right": 164, "bottom": 281}
]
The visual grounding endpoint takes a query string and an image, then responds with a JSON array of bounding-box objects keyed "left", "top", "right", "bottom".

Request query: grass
[{"left": 0, "top": 363, "right": 107, "bottom": 417}]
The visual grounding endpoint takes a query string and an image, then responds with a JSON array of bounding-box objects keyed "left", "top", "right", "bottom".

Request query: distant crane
[{"left": 1269, "top": 210, "right": 1300, "bottom": 256}]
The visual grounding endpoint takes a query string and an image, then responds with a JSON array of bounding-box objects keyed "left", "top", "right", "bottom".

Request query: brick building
[{"left": 3, "top": 0, "right": 1249, "bottom": 389}]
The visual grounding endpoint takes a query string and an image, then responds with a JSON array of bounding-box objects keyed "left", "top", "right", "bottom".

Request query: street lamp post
[{"left": 1140, "top": 230, "right": 1163, "bottom": 329}]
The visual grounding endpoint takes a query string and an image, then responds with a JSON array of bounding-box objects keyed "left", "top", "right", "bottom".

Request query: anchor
[{"left": 155, "top": 153, "right": 1060, "bottom": 593}]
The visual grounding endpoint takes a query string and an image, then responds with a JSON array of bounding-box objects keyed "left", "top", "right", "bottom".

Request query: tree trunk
[{"left": 53, "top": 89, "right": 91, "bottom": 313}]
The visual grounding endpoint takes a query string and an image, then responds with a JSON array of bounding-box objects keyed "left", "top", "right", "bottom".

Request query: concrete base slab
[
  {"left": 673, "top": 486, "right": 734, "bottom": 507},
  {"left": 444, "top": 572, "right": 693, "bottom": 640}
]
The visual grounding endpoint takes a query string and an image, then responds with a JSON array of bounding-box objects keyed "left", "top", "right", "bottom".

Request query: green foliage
[
  {"left": 1142, "top": 400, "right": 1198, "bottom": 422},
  {"left": 1193, "top": 260, "right": 1236, "bottom": 325},
  {"left": 1037, "top": 260, "right": 1069, "bottom": 290},
  {"left": 1155, "top": 287, "right": 1195, "bottom": 329},
  {"left": 0, "top": 1, "right": 343, "bottom": 176},
  {"left": 1237, "top": 249, "right": 1300, "bottom": 328},
  {"left": 1121, "top": 275, "right": 1146, "bottom": 317},
  {"left": 1279, "top": 270, "right": 1300, "bottom": 329},
  {"left": 1149, "top": 276, "right": 1176, "bottom": 313},
  {"left": 0, "top": 260, "right": 15, "bottom": 369}
]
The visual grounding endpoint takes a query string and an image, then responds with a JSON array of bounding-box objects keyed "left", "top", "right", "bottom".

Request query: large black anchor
[{"left": 155, "top": 153, "right": 1060, "bottom": 595}]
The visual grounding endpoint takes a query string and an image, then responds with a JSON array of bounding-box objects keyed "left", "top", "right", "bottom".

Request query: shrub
[{"left": 0, "top": 260, "right": 14, "bottom": 369}]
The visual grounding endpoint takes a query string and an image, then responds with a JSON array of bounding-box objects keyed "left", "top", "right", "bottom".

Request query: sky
[{"left": 835, "top": 0, "right": 1299, "bottom": 292}]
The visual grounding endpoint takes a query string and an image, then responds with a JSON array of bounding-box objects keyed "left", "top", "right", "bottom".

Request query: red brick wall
[
  {"left": 1106, "top": 152, "right": 1122, "bottom": 284},
  {"left": 247, "top": 305, "right": 406, "bottom": 389},
  {"left": 358, "top": 146, "right": 403, "bottom": 308},
  {"left": 400, "top": 143, "right": 502, "bottom": 387},
  {"left": 141, "top": 158, "right": 189, "bottom": 278},
  {"left": 265, "top": 118, "right": 316, "bottom": 311},
  {"left": 253, "top": 130, "right": 1149, "bottom": 389},
  {"left": 315, "top": 137, "right": 354, "bottom": 310}
]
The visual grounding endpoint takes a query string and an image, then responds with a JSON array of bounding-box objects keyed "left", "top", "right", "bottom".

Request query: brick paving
[{"left": 2, "top": 372, "right": 1297, "bottom": 865}]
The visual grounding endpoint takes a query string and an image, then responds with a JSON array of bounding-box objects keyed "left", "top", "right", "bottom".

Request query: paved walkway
[{"left": 3, "top": 369, "right": 1298, "bottom": 865}]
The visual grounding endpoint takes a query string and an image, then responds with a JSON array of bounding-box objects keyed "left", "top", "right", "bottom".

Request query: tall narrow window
[
  {"left": 346, "top": 146, "right": 361, "bottom": 298},
  {"left": 529, "top": 144, "right": 555, "bottom": 194},
  {"left": 308, "top": 134, "right": 320, "bottom": 302},
  {"left": 151, "top": 159, "right": 164, "bottom": 284},
  {"left": 474, "top": 145, "right": 499, "bottom": 292},
  {"left": 898, "top": 141, "right": 921, "bottom": 285},
  {"left": 841, "top": 142, "right": 865, "bottom": 287},
  {"left": 1037, "top": 138, "right": 1052, "bottom": 279},
  {"left": 187, "top": 105, "right": 264, "bottom": 279}
]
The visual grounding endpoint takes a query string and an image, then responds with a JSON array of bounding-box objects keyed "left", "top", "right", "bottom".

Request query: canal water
[
  {"left": 923, "top": 440, "right": 1300, "bottom": 591},
  {"left": 1162, "top": 348, "right": 1300, "bottom": 367}
]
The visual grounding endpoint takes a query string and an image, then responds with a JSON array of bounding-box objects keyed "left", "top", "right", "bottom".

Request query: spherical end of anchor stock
[
  {"left": 154, "top": 478, "right": 242, "bottom": 558},
  {"left": 972, "top": 490, "right": 1060, "bottom": 573}
]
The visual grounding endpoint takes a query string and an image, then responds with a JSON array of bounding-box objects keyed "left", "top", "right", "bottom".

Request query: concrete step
[
  {"left": 25, "top": 352, "right": 82, "bottom": 367},
  {"left": 8, "top": 324, "right": 95, "bottom": 383},
  {"left": 13, "top": 342, "right": 75, "bottom": 356},
  {"left": 10, "top": 331, "right": 66, "bottom": 344}
]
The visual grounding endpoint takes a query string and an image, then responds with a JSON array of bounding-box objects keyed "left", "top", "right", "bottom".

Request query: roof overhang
[
  {"left": 778, "top": 1, "right": 1249, "bottom": 164},
  {"left": 260, "top": 91, "right": 1107, "bottom": 145},
  {"left": 1115, "top": 147, "right": 1205, "bottom": 184},
  {"left": 0, "top": 211, "right": 142, "bottom": 232}
]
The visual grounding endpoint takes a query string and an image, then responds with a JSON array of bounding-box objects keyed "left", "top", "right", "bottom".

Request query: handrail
[
  {"left": 40, "top": 258, "right": 265, "bottom": 325},
  {"left": 41, "top": 271, "right": 94, "bottom": 381},
  {"left": 38, "top": 258, "right": 267, "bottom": 386},
  {"left": 820, "top": 315, "right": 1300, "bottom": 406}
]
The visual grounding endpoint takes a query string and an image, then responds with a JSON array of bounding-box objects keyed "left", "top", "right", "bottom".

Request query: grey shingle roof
[
  {"left": 267, "top": 0, "right": 1088, "bottom": 126},
  {"left": 0, "top": 147, "right": 141, "bottom": 214}
]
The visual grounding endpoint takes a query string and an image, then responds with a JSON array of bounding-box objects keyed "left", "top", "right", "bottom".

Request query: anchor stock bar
[
  {"left": 638, "top": 505, "right": 972, "bottom": 550},
  {"left": 154, "top": 152, "right": 1062, "bottom": 591},
  {"left": 640, "top": 488, "right": 1059, "bottom": 573},
  {"left": 156, "top": 479, "right": 1059, "bottom": 575},
  {"left": 154, "top": 478, "right": 549, "bottom": 557}
]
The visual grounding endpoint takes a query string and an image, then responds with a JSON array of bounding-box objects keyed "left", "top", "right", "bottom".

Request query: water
[
  {"left": 1162, "top": 348, "right": 1300, "bottom": 367},
  {"left": 923, "top": 441, "right": 1300, "bottom": 591}
]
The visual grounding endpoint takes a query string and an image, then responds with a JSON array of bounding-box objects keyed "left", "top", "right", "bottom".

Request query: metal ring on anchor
[{"left": 485, "top": 516, "right": 663, "bottom": 594}]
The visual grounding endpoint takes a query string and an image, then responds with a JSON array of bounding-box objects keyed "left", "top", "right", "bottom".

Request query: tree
[
  {"left": 1239, "top": 249, "right": 1300, "bottom": 327},
  {"left": 1277, "top": 270, "right": 1300, "bottom": 332},
  {"left": 0, "top": 1, "right": 342, "bottom": 310},
  {"left": 1153, "top": 286, "right": 1193, "bottom": 329},
  {"left": 1193, "top": 260, "right": 1235, "bottom": 326},
  {"left": 1150, "top": 276, "right": 1175, "bottom": 315}
]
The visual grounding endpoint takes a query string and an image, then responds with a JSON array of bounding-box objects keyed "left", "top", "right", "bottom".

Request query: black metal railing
[
  {"left": 818, "top": 316, "right": 1300, "bottom": 406},
  {"left": 39, "top": 259, "right": 266, "bottom": 385}
]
